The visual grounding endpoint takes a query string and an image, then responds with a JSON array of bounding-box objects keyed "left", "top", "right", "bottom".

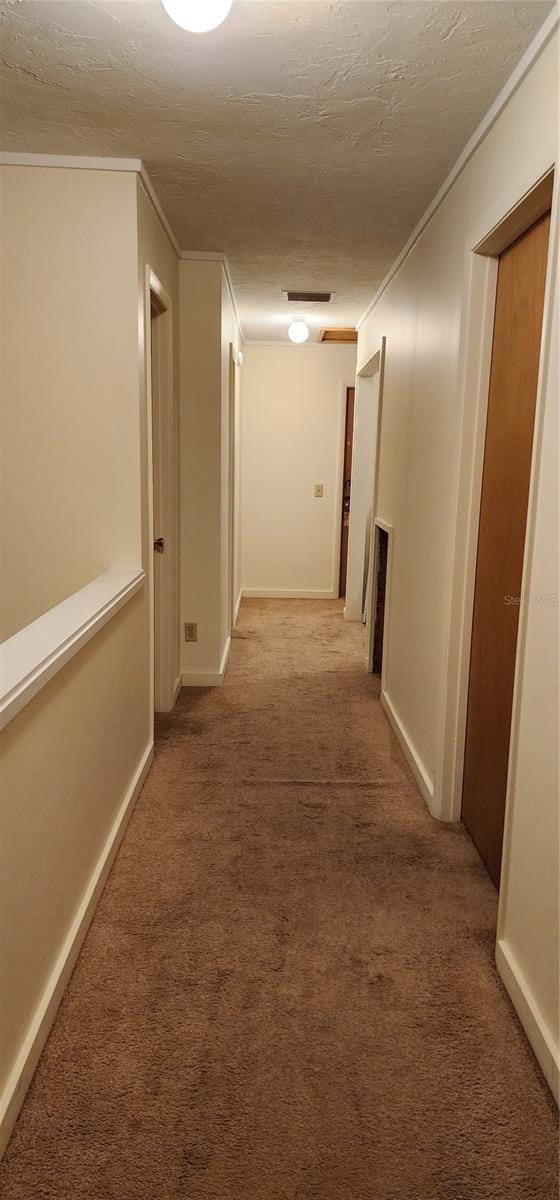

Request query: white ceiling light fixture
[
  {"left": 288, "top": 320, "right": 310, "bottom": 345},
  {"left": 160, "top": 0, "right": 233, "bottom": 33}
]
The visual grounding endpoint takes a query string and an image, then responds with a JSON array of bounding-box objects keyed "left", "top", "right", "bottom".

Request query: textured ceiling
[{"left": 0, "top": 0, "right": 552, "bottom": 340}]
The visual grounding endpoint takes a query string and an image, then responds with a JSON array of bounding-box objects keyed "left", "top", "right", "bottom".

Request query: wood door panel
[{"left": 462, "top": 212, "right": 550, "bottom": 887}]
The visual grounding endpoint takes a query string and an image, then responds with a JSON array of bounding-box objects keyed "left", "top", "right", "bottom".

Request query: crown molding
[
  {"left": 0, "top": 151, "right": 142, "bottom": 172},
  {"left": 138, "top": 164, "right": 180, "bottom": 256},
  {"left": 356, "top": 7, "right": 559, "bottom": 330}
]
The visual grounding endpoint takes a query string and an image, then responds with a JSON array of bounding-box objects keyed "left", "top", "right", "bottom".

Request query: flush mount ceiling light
[
  {"left": 288, "top": 320, "right": 310, "bottom": 344},
  {"left": 160, "top": 0, "right": 233, "bottom": 32}
]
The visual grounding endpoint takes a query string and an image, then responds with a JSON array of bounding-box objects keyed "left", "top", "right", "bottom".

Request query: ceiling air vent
[{"left": 283, "top": 290, "right": 333, "bottom": 303}]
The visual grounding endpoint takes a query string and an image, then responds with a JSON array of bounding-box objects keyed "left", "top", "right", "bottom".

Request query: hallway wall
[
  {"left": 357, "top": 30, "right": 558, "bottom": 1094},
  {"left": 0, "top": 166, "right": 140, "bottom": 641},
  {"left": 0, "top": 162, "right": 180, "bottom": 1150},
  {"left": 178, "top": 258, "right": 242, "bottom": 685},
  {"left": 240, "top": 344, "right": 356, "bottom": 597},
  {"left": 344, "top": 371, "right": 379, "bottom": 622}
]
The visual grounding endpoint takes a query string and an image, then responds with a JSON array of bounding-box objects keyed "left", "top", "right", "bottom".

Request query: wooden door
[
  {"left": 462, "top": 212, "right": 551, "bottom": 887},
  {"left": 339, "top": 387, "right": 355, "bottom": 597}
]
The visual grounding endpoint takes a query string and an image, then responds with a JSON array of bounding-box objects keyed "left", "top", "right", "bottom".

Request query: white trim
[
  {"left": 171, "top": 675, "right": 182, "bottom": 706},
  {"left": 0, "top": 151, "right": 142, "bottom": 172},
  {"left": 181, "top": 636, "right": 231, "bottom": 688},
  {"left": 138, "top": 166, "right": 180, "bottom": 256},
  {"left": 179, "top": 250, "right": 227, "bottom": 261},
  {"left": 242, "top": 588, "right": 339, "bottom": 600},
  {"left": 234, "top": 590, "right": 243, "bottom": 626},
  {"left": 381, "top": 690, "right": 435, "bottom": 810},
  {"left": 0, "top": 741, "right": 154, "bottom": 1158},
  {"left": 242, "top": 340, "right": 354, "bottom": 348},
  {"left": 496, "top": 939, "right": 559, "bottom": 1103},
  {"left": 333, "top": 380, "right": 356, "bottom": 599},
  {"left": 356, "top": 9, "right": 559, "bottom": 330},
  {"left": 0, "top": 569, "right": 145, "bottom": 731}
]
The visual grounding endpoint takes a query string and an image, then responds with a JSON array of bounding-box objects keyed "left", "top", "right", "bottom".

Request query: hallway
[{"left": 0, "top": 601, "right": 557, "bottom": 1198}]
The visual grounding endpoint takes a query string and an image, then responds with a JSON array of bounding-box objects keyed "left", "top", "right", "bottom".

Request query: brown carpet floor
[{"left": 1, "top": 599, "right": 558, "bottom": 1199}]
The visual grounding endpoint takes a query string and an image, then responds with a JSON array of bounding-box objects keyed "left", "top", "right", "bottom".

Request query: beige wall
[
  {"left": 358, "top": 33, "right": 558, "bottom": 1089},
  {"left": 344, "top": 369, "right": 380, "bottom": 621},
  {"left": 221, "top": 275, "right": 242, "bottom": 635},
  {"left": 179, "top": 259, "right": 223, "bottom": 679},
  {"left": 178, "top": 259, "right": 241, "bottom": 682},
  {"left": 136, "top": 178, "right": 180, "bottom": 703},
  {"left": 240, "top": 344, "right": 356, "bottom": 596},
  {"left": 0, "top": 164, "right": 180, "bottom": 1141},
  {"left": 0, "top": 167, "right": 140, "bottom": 640}
]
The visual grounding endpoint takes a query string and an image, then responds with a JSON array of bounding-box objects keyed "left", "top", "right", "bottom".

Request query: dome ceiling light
[
  {"left": 288, "top": 321, "right": 310, "bottom": 344},
  {"left": 160, "top": 0, "right": 233, "bottom": 33}
]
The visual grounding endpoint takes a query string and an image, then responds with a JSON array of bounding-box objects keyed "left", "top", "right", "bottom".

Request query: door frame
[
  {"left": 332, "top": 377, "right": 361, "bottom": 598},
  {"left": 337, "top": 384, "right": 356, "bottom": 598},
  {"left": 228, "top": 342, "right": 237, "bottom": 631},
  {"left": 355, "top": 338, "right": 387, "bottom": 670},
  {"left": 144, "top": 265, "right": 179, "bottom": 715},
  {"left": 436, "top": 168, "right": 556, "bottom": 824}
]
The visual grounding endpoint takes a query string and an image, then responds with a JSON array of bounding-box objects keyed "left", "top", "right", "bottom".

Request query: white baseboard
[
  {"left": 171, "top": 675, "right": 182, "bottom": 706},
  {"left": 496, "top": 938, "right": 559, "bottom": 1103},
  {"left": 181, "top": 636, "right": 231, "bottom": 688},
  {"left": 381, "top": 690, "right": 435, "bottom": 811},
  {"left": 242, "top": 588, "right": 339, "bottom": 600},
  {"left": 234, "top": 591, "right": 243, "bottom": 626},
  {"left": 0, "top": 741, "right": 154, "bottom": 1159}
]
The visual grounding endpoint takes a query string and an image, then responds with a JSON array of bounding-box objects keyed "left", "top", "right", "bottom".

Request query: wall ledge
[{"left": 0, "top": 568, "right": 145, "bottom": 730}]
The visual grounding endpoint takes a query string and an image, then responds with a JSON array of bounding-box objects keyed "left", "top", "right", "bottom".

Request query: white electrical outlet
[
  {"left": 184, "top": 623, "right": 198, "bottom": 642},
  {"left": 314, "top": 484, "right": 324, "bottom": 498}
]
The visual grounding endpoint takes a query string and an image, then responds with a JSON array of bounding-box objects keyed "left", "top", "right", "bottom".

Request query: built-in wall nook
[{"left": 371, "top": 525, "right": 389, "bottom": 675}]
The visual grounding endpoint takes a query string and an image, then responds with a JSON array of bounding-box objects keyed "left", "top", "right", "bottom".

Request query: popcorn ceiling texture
[{"left": 0, "top": 0, "right": 552, "bottom": 339}]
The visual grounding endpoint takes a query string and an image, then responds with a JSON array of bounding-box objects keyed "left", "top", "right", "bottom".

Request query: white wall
[
  {"left": 240, "top": 344, "right": 356, "bottom": 597},
  {"left": 357, "top": 30, "right": 558, "bottom": 1093},
  {"left": 221, "top": 274, "right": 242, "bottom": 633},
  {"left": 0, "top": 167, "right": 140, "bottom": 641},
  {"left": 179, "top": 259, "right": 241, "bottom": 684},
  {"left": 344, "top": 371, "right": 379, "bottom": 621},
  {"left": 136, "top": 177, "right": 180, "bottom": 707},
  {"left": 0, "top": 162, "right": 180, "bottom": 1150}
]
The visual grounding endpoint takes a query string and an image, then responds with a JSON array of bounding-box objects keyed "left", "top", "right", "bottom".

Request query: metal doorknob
[{"left": 154, "top": 537, "right": 165, "bottom": 554}]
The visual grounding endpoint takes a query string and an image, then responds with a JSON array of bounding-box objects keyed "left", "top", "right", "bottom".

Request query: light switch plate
[{"left": 314, "top": 484, "right": 324, "bottom": 498}]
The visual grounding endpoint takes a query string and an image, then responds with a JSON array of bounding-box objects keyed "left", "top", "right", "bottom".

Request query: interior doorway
[
  {"left": 462, "top": 210, "right": 551, "bottom": 887},
  {"left": 338, "top": 385, "right": 355, "bottom": 597},
  {"left": 147, "top": 268, "right": 179, "bottom": 714}
]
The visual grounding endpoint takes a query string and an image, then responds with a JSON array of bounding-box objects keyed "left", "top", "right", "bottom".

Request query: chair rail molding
[{"left": 0, "top": 568, "right": 145, "bottom": 730}]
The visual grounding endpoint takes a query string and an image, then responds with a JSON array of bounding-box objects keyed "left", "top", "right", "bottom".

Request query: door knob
[{"left": 154, "top": 537, "right": 165, "bottom": 554}]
